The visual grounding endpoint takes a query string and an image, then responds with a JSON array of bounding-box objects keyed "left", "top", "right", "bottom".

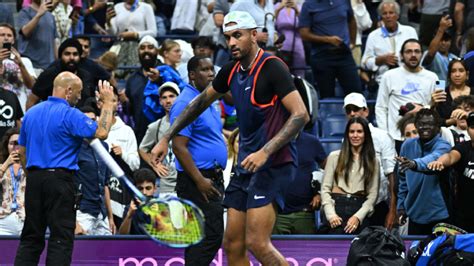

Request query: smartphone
[
  {"left": 107, "top": 1, "right": 114, "bottom": 8},
  {"left": 436, "top": 80, "right": 446, "bottom": 91},
  {"left": 2, "top": 42, "right": 11, "bottom": 51}
]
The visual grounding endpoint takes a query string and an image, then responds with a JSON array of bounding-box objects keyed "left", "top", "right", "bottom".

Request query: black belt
[{"left": 28, "top": 167, "right": 75, "bottom": 174}]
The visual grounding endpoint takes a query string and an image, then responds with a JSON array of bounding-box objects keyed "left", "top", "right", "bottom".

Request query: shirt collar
[
  {"left": 380, "top": 22, "right": 402, "bottom": 38},
  {"left": 47, "top": 96, "right": 69, "bottom": 106}
]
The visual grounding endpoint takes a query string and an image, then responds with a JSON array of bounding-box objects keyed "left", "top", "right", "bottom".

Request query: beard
[
  {"left": 60, "top": 60, "right": 79, "bottom": 73},
  {"left": 139, "top": 52, "right": 157, "bottom": 70}
]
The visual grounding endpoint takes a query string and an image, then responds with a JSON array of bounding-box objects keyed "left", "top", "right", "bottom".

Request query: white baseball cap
[
  {"left": 139, "top": 35, "right": 159, "bottom": 49},
  {"left": 343, "top": 93, "right": 367, "bottom": 109},
  {"left": 158, "top": 81, "right": 180, "bottom": 96},
  {"left": 223, "top": 11, "right": 259, "bottom": 33}
]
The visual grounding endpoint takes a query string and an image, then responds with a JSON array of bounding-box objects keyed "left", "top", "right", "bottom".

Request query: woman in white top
[{"left": 321, "top": 117, "right": 379, "bottom": 234}]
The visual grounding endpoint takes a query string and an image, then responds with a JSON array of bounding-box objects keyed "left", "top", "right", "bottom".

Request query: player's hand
[
  {"left": 385, "top": 208, "right": 397, "bottom": 230},
  {"left": 428, "top": 160, "right": 445, "bottom": 171},
  {"left": 327, "top": 36, "right": 343, "bottom": 47},
  {"left": 344, "top": 216, "right": 360, "bottom": 234},
  {"left": 398, "top": 209, "right": 408, "bottom": 225},
  {"left": 111, "top": 143, "right": 122, "bottom": 156},
  {"left": 196, "top": 178, "right": 221, "bottom": 203},
  {"left": 75, "top": 222, "right": 87, "bottom": 235},
  {"left": 151, "top": 138, "right": 169, "bottom": 166},
  {"left": 154, "top": 162, "right": 169, "bottom": 177},
  {"left": 109, "top": 217, "right": 116, "bottom": 234},
  {"left": 97, "top": 80, "right": 114, "bottom": 104},
  {"left": 310, "top": 194, "right": 321, "bottom": 210},
  {"left": 241, "top": 149, "right": 269, "bottom": 173},
  {"left": 329, "top": 215, "right": 342, "bottom": 228},
  {"left": 431, "top": 89, "right": 447, "bottom": 103}
]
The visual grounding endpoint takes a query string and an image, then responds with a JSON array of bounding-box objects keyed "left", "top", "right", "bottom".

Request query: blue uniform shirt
[
  {"left": 19, "top": 97, "right": 98, "bottom": 170},
  {"left": 298, "top": 0, "right": 353, "bottom": 53},
  {"left": 170, "top": 84, "right": 227, "bottom": 171}
]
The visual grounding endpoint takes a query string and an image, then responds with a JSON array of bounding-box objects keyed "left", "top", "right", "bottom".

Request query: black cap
[{"left": 467, "top": 112, "right": 474, "bottom": 127}]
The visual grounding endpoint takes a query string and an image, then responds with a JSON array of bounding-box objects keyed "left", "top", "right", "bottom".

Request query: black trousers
[
  {"left": 15, "top": 169, "right": 76, "bottom": 266},
  {"left": 177, "top": 170, "right": 224, "bottom": 266}
]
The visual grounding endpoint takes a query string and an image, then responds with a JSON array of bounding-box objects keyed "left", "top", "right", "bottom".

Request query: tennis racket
[{"left": 90, "top": 139, "right": 205, "bottom": 248}]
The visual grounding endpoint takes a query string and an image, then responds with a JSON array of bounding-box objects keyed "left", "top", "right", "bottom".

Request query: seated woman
[
  {"left": 321, "top": 117, "right": 379, "bottom": 234},
  {"left": 0, "top": 128, "right": 26, "bottom": 235}
]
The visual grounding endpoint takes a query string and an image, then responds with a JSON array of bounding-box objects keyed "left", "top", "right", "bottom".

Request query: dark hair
[
  {"left": 466, "top": 27, "right": 474, "bottom": 52},
  {"left": 0, "top": 127, "right": 20, "bottom": 162},
  {"left": 453, "top": 95, "right": 474, "bottom": 109},
  {"left": 133, "top": 168, "right": 157, "bottom": 186},
  {"left": 400, "top": 38, "right": 422, "bottom": 54},
  {"left": 0, "top": 23, "right": 16, "bottom": 41},
  {"left": 74, "top": 35, "right": 91, "bottom": 44},
  {"left": 191, "top": 36, "right": 216, "bottom": 51},
  {"left": 58, "top": 38, "right": 83, "bottom": 58},
  {"left": 415, "top": 108, "right": 441, "bottom": 127},
  {"left": 79, "top": 105, "right": 96, "bottom": 114},
  {"left": 187, "top": 55, "right": 210, "bottom": 73},
  {"left": 335, "top": 117, "right": 377, "bottom": 192},
  {"left": 447, "top": 59, "right": 468, "bottom": 85},
  {"left": 397, "top": 113, "right": 417, "bottom": 136}
]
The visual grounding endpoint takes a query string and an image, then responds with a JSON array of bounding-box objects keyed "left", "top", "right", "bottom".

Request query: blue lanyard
[{"left": 9, "top": 165, "right": 22, "bottom": 211}]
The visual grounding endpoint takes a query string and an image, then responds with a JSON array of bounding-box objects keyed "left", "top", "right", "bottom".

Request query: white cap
[
  {"left": 139, "top": 35, "right": 159, "bottom": 49},
  {"left": 158, "top": 81, "right": 180, "bottom": 96},
  {"left": 343, "top": 93, "right": 367, "bottom": 109},
  {"left": 223, "top": 11, "right": 259, "bottom": 33}
]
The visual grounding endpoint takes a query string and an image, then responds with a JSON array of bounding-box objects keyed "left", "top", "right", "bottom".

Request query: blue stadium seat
[
  {"left": 321, "top": 115, "right": 347, "bottom": 139},
  {"left": 318, "top": 98, "right": 345, "bottom": 119},
  {"left": 319, "top": 138, "right": 342, "bottom": 154}
]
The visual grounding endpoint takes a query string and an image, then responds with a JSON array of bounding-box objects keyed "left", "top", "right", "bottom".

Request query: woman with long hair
[
  {"left": 159, "top": 39, "right": 182, "bottom": 70},
  {"left": 434, "top": 59, "right": 472, "bottom": 126},
  {"left": 0, "top": 128, "right": 26, "bottom": 235},
  {"left": 321, "top": 117, "right": 379, "bottom": 234}
]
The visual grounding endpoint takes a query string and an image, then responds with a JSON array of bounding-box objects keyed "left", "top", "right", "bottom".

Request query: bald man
[{"left": 14, "top": 72, "right": 115, "bottom": 266}]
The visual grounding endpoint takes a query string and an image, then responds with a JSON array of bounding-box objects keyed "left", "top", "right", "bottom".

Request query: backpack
[{"left": 347, "top": 226, "right": 410, "bottom": 266}]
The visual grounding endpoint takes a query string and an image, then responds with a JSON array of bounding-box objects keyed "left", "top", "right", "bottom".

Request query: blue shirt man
[{"left": 15, "top": 73, "right": 115, "bottom": 265}]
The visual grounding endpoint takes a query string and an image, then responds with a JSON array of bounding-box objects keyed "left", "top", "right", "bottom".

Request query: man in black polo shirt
[
  {"left": 14, "top": 72, "right": 115, "bottom": 265},
  {"left": 25, "top": 38, "right": 96, "bottom": 109}
]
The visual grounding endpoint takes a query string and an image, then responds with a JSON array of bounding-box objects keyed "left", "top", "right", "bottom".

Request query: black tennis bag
[{"left": 347, "top": 226, "right": 410, "bottom": 266}]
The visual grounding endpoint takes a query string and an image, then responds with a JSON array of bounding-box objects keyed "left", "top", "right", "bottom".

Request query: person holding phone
[
  {"left": 432, "top": 59, "right": 473, "bottom": 127},
  {"left": 0, "top": 128, "right": 26, "bottom": 236}
]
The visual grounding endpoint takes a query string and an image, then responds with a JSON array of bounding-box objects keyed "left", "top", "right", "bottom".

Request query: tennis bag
[
  {"left": 347, "top": 226, "right": 410, "bottom": 266},
  {"left": 410, "top": 234, "right": 474, "bottom": 265}
]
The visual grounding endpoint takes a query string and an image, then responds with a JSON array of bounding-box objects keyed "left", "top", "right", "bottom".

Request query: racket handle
[{"left": 90, "top": 139, "right": 125, "bottom": 177}]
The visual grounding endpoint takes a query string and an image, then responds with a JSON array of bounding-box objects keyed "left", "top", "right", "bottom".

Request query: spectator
[
  {"left": 74, "top": 106, "right": 115, "bottom": 236},
  {"left": 26, "top": 38, "right": 95, "bottom": 109},
  {"left": 106, "top": 0, "right": 157, "bottom": 71},
  {"left": 0, "top": 128, "right": 25, "bottom": 235},
  {"left": 321, "top": 117, "right": 379, "bottom": 235},
  {"left": 0, "top": 3, "right": 15, "bottom": 27},
  {"left": 375, "top": 39, "right": 438, "bottom": 149},
  {"left": 417, "top": 0, "right": 450, "bottom": 49},
  {"left": 139, "top": 82, "right": 179, "bottom": 197},
  {"left": 96, "top": 51, "right": 118, "bottom": 79},
  {"left": 299, "top": 0, "right": 362, "bottom": 98},
  {"left": 440, "top": 95, "right": 474, "bottom": 146},
  {"left": 274, "top": 0, "right": 306, "bottom": 77},
  {"left": 272, "top": 131, "right": 326, "bottom": 235},
  {"left": 125, "top": 35, "right": 162, "bottom": 144},
  {"left": 51, "top": 0, "right": 73, "bottom": 44},
  {"left": 464, "top": 28, "right": 474, "bottom": 86},
  {"left": 0, "top": 23, "right": 37, "bottom": 112},
  {"left": 421, "top": 15, "right": 458, "bottom": 81},
  {"left": 212, "top": 0, "right": 233, "bottom": 67},
  {"left": 433, "top": 59, "right": 472, "bottom": 126},
  {"left": 344, "top": 92, "right": 398, "bottom": 229},
  {"left": 454, "top": 0, "right": 474, "bottom": 50},
  {"left": 82, "top": 0, "right": 109, "bottom": 59},
  {"left": 159, "top": 39, "right": 182, "bottom": 71},
  {"left": 350, "top": 0, "right": 372, "bottom": 66},
  {"left": 100, "top": 88, "right": 140, "bottom": 227},
  {"left": 178, "top": 36, "right": 221, "bottom": 83},
  {"left": 170, "top": 0, "right": 205, "bottom": 35},
  {"left": 361, "top": 0, "right": 418, "bottom": 86},
  {"left": 397, "top": 113, "right": 419, "bottom": 140},
  {"left": 118, "top": 168, "right": 158, "bottom": 234},
  {"left": 170, "top": 56, "right": 226, "bottom": 264},
  {"left": 17, "top": 0, "right": 57, "bottom": 72},
  {"left": 428, "top": 111, "right": 474, "bottom": 232},
  {"left": 0, "top": 80, "right": 23, "bottom": 139},
  {"left": 397, "top": 109, "right": 451, "bottom": 235},
  {"left": 230, "top": 0, "right": 276, "bottom": 48}
]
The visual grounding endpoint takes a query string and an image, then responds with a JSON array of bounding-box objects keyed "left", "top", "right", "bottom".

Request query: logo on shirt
[
  {"left": 254, "top": 195, "right": 265, "bottom": 200},
  {"left": 244, "top": 86, "right": 251, "bottom": 91},
  {"left": 400, "top": 82, "right": 420, "bottom": 95},
  {"left": 0, "top": 99, "right": 13, "bottom": 119}
]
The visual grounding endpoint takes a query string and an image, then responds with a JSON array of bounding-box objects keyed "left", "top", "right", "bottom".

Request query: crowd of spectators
[{"left": 1, "top": 0, "right": 474, "bottom": 238}]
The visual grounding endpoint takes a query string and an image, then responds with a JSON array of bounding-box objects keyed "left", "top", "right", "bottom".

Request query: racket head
[
  {"left": 432, "top": 222, "right": 468, "bottom": 236},
  {"left": 138, "top": 195, "right": 206, "bottom": 248}
]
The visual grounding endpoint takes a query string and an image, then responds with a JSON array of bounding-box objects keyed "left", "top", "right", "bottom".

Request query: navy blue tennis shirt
[
  {"left": 170, "top": 83, "right": 227, "bottom": 171},
  {"left": 19, "top": 96, "right": 98, "bottom": 170}
]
